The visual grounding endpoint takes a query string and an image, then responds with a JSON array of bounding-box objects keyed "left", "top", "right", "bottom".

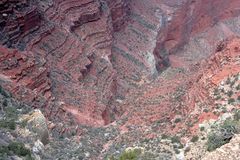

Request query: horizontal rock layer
[{"left": 0, "top": 0, "right": 240, "bottom": 130}]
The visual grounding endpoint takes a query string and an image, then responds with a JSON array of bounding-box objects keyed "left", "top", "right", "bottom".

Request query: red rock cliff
[{"left": 0, "top": 0, "right": 240, "bottom": 130}]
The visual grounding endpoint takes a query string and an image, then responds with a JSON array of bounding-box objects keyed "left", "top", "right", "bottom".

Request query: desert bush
[
  {"left": 171, "top": 136, "right": 181, "bottom": 144},
  {"left": 119, "top": 150, "right": 139, "bottom": 160},
  {"left": 0, "top": 119, "right": 16, "bottom": 130},
  {"left": 213, "top": 88, "right": 219, "bottom": 95},
  {"left": 234, "top": 110, "right": 240, "bottom": 121},
  {"left": 200, "top": 126, "right": 205, "bottom": 131},
  {"left": 174, "top": 118, "right": 181, "bottom": 123},
  {"left": 0, "top": 142, "right": 32, "bottom": 158},
  {"left": 236, "top": 84, "right": 240, "bottom": 90},
  {"left": 161, "top": 134, "right": 169, "bottom": 139},
  {"left": 228, "top": 98, "right": 235, "bottom": 104},
  {"left": 174, "top": 148, "right": 180, "bottom": 154},
  {"left": 119, "top": 148, "right": 142, "bottom": 160},
  {"left": 191, "top": 136, "right": 199, "bottom": 143},
  {"left": 207, "top": 132, "right": 226, "bottom": 151},
  {"left": 215, "top": 95, "right": 221, "bottom": 100},
  {"left": 226, "top": 77, "right": 231, "bottom": 85},
  {"left": 227, "top": 90, "right": 233, "bottom": 97},
  {"left": 207, "top": 118, "right": 240, "bottom": 151},
  {"left": 8, "top": 142, "right": 31, "bottom": 157},
  {"left": 0, "top": 86, "right": 9, "bottom": 98},
  {"left": 203, "top": 109, "right": 209, "bottom": 113},
  {"left": 237, "top": 96, "right": 240, "bottom": 101}
]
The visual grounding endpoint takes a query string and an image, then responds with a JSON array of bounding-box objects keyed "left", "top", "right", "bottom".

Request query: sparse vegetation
[
  {"left": 0, "top": 106, "right": 18, "bottom": 130},
  {"left": 0, "top": 119, "right": 16, "bottom": 130},
  {"left": 207, "top": 118, "right": 240, "bottom": 151},
  {"left": 108, "top": 148, "right": 142, "bottom": 160},
  {"left": 0, "top": 142, "right": 32, "bottom": 158}
]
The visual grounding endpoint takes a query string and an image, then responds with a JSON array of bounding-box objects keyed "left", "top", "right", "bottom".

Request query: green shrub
[
  {"left": 207, "top": 132, "right": 227, "bottom": 151},
  {"left": 227, "top": 91, "right": 233, "bottom": 97},
  {"left": 234, "top": 75, "right": 239, "bottom": 81},
  {"left": 174, "top": 148, "right": 180, "bottom": 154},
  {"left": 213, "top": 88, "right": 219, "bottom": 95},
  {"left": 0, "top": 119, "right": 16, "bottom": 130},
  {"left": 207, "top": 119, "right": 240, "bottom": 151},
  {"left": 230, "top": 81, "right": 235, "bottom": 87},
  {"left": 237, "top": 96, "right": 240, "bottom": 101},
  {"left": 171, "top": 136, "right": 181, "bottom": 144},
  {"left": 201, "top": 137, "right": 206, "bottom": 140},
  {"left": 2, "top": 99, "right": 7, "bottom": 106},
  {"left": 174, "top": 118, "right": 181, "bottom": 123},
  {"left": 8, "top": 142, "right": 31, "bottom": 157},
  {"left": 0, "top": 86, "right": 10, "bottom": 98},
  {"left": 119, "top": 148, "right": 142, "bottom": 160},
  {"left": 0, "top": 142, "right": 31, "bottom": 158},
  {"left": 203, "top": 109, "right": 209, "bottom": 113},
  {"left": 215, "top": 95, "right": 221, "bottom": 100},
  {"left": 236, "top": 84, "right": 240, "bottom": 90},
  {"left": 161, "top": 134, "right": 168, "bottom": 139},
  {"left": 5, "top": 107, "right": 17, "bottom": 118},
  {"left": 234, "top": 110, "right": 240, "bottom": 121},
  {"left": 191, "top": 136, "right": 199, "bottom": 143},
  {"left": 200, "top": 126, "right": 205, "bottom": 131},
  {"left": 0, "top": 106, "right": 18, "bottom": 130},
  {"left": 228, "top": 98, "right": 235, "bottom": 104},
  {"left": 226, "top": 77, "right": 231, "bottom": 85},
  {"left": 20, "top": 119, "right": 28, "bottom": 128}
]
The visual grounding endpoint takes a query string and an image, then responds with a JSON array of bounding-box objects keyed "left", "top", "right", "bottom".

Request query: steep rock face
[
  {"left": 0, "top": 1, "right": 240, "bottom": 159},
  {"left": 109, "top": 0, "right": 184, "bottom": 95},
  {"left": 0, "top": 0, "right": 240, "bottom": 130},
  {"left": 105, "top": 0, "right": 130, "bottom": 32},
  {"left": 35, "top": 0, "right": 116, "bottom": 126},
  {"left": 0, "top": 0, "right": 132, "bottom": 127},
  {"left": 0, "top": 46, "right": 51, "bottom": 108},
  {"left": 0, "top": 0, "right": 41, "bottom": 50},
  {"left": 154, "top": 0, "right": 240, "bottom": 69}
]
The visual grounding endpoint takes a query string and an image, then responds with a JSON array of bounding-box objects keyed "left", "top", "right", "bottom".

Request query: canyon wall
[
  {"left": 1, "top": 0, "right": 240, "bottom": 130},
  {"left": 154, "top": 0, "right": 240, "bottom": 61},
  {"left": 0, "top": 0, "right": 133, "bottom": 127}
]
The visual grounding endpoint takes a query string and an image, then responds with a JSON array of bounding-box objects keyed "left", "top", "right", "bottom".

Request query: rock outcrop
[
  {"left": 0, "top": 0, "right": 41, "bottom": 49},
  {"left": 0, "top": 0, "right": 183, "bottom": 128},
  {"left": 202, "top": 134, "right": 240, "bottom": 160},
  {"left": 154, "top": 0, "right": 240, "bottom": 57},
  {"left": 0, "top": 46, "right": 51, "bottom": 108},
  {"left": 1, "top": 0, "right": 240, "bottom": 159}
]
